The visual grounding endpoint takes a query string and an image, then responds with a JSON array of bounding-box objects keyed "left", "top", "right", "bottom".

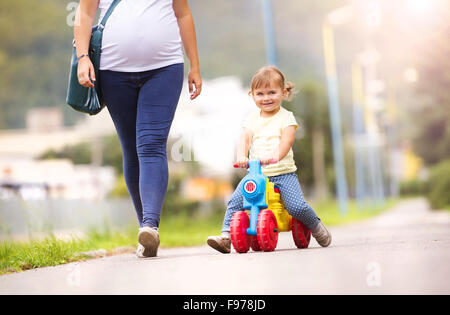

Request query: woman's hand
[
  {"left": 74, "top": 0, "right": 99, "bottom": 88},
  {"left": 77, "top": 56, "right": 96, "bottom": 88},
  {"left": 173, "top": 0, "right": 201, "bottom": 100},
  {"left": 188, "top": 67, "right": 202, "bottom": 100}
]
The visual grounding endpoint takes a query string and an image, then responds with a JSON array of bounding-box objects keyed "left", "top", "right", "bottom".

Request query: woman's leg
[
  {"left": 136, "top": 63, "right": 184, "bottom": 229},
  {"left": 99, "top": 70, "right": 144, "bottom": 225},
  {"left": 270, "top": 173, "right": 321, "bottom": 230}
]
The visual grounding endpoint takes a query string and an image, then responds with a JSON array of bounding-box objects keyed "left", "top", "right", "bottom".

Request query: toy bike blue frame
[{"left": 240, "top": 160, "right": 269, "bottom": 236}]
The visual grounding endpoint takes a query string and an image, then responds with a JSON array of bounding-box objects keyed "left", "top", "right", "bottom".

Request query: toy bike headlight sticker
[{"left": 244, "top": 180, "right": 257, "bottom": 194}]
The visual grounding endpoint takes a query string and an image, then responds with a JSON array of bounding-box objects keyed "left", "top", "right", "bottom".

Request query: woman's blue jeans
[{"left": 99, "top": 63, "right": 184, "bottom": 228}]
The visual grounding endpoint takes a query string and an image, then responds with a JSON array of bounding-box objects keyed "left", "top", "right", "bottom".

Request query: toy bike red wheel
[
  {"left": 230, "top": 211, "right": 251, "bottom": 253},
  {"left": 256, "top": 209, "right": 278, "bottom": 252},
  {"left": 292, "top": 218, "right": 311, "bottom": 248},
  {"left": 250, "top": 236, "right": 261, "bottom": 251}
]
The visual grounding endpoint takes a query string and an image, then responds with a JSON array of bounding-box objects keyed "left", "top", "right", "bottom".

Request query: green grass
[
  {"left": 0, "top": 228, "right": 137, "bottom": 275},
  {"left": 1, "top": 237, "right": 85, "bottom": 274},
  {"left": 314, "top": 198, "right": 398, "bottom": 226},
  {"left": 0, "top": 213, "right": 223, "bottom": 275},
  {"left": 159, "top": 212, "right": 223, "bottom": 247},
  {"left": 0, "top": 199, "right": 397, "bottom": 275}
]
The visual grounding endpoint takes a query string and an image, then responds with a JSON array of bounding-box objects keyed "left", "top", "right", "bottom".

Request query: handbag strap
[{"left": 98, "top": 0, "right": 122, "bottom": 31}]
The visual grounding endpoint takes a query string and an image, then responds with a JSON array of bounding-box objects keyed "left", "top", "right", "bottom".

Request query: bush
[
  {"left": 400, "top": 179, "right": 426, "bottom": 196},
  {"left": 109, "top": 174, "right": 128, "bottom": 198},
  {"left": 426, "top": 160, "right": 450, "bottom": 209}
]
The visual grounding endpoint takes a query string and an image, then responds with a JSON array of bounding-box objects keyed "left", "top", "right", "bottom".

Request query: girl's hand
[
  {"left": 234, "top": 157, "right": 249, "bottom": 168},
  {"left": 77, "top": 57, "right": 96, "bottom": 88},
  {"left": 188, "top": 67, "right": 202, "bottom": 100},
  {"left": 260, "top": 156, "right": 279, "bottom": 165}
]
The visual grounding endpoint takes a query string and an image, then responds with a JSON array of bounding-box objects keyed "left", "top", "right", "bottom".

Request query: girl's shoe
[
  {"left": 207, "top": 235, "right": 231, "bottom": 253},
  {"left": 137, "top": 227, "right": 160, "bottom": 258},
  {"left": 311, "top": 221, "right": 332, "bottom": 247}
]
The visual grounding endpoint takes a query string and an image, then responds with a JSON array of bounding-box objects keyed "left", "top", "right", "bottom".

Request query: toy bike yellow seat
[{"left": 266, "top": 179, "right": 292, "bottom": 232}]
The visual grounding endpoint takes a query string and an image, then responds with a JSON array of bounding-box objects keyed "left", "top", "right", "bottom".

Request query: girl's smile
[{"left": 252, "top": 86, "right": 286, "bottom": 117}]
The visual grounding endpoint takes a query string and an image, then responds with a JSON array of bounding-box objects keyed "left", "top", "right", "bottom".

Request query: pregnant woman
[{"left": 74, "top": 0, "right": 202, "bottom": 257}]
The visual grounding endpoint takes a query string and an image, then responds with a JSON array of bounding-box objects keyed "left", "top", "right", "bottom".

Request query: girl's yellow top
[{"left": 243, "top": 107, "right": 298, "bottom": 177}]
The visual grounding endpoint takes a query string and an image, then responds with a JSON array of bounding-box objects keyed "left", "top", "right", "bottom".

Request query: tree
[
  {"left": 0, "top": 0, "right": 73, "bottom": 129},
  {"left": 284, "top": 80, "right": 333, "bottom": 199},
  {"left": 412, "top": 14, "right": 450, "bottom": 165}
]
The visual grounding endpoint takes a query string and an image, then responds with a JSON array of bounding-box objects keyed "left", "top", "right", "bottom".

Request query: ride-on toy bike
[{"left": 231, "top": 160, "right": 311, "bottom": 253}]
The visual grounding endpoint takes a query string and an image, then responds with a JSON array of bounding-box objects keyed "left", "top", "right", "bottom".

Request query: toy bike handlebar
[{"left": 233, "top": 159, "right": 278, "bottom": 168}]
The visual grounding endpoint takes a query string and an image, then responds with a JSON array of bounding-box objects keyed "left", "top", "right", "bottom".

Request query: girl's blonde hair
[{"left": 249, "top": 66, "right": 295, "bottom": 101}]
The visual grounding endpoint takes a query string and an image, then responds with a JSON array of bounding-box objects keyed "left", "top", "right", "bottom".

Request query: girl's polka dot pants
[{"left": 222, "top": 172, "right": 320, "bottom": 232}]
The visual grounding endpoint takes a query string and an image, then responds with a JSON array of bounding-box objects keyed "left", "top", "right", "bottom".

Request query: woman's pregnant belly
[{"left": 99, "top": 0, "right": 183, "bottom": 72}]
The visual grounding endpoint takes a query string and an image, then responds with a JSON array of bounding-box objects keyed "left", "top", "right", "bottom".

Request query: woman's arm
[
  {"left": 173, "top": 0, "right": 202, "bottom": 100},
  {"left": 235, "top": 128, "right": 253, "bottom": 168},
  {"left": 74, "top": 0, "right": 99, "bottom": 88}
]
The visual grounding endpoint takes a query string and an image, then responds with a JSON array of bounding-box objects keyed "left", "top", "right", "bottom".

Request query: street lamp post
[
  {"left": 352, "top": 61, "right": 367, "bottom": 210},
  {"left": 322, "top": 21, "right": 349, "bottom": 216},
  {"left": 262, "top": 0, "right": 278, "bottom": 66}
]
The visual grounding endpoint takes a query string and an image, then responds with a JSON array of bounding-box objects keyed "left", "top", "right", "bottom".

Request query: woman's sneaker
[
  {"left": 311, "top": 221, "right": 332, "bottom": 247},
  {"left": 207, "top": 235, "right": 231, "bottom": 253},
  {"left": 137, "top": 226, "right": 160, "bottom": 258},
  {"left": 136, "top": 244, "right": 147, "bottom": 258}
]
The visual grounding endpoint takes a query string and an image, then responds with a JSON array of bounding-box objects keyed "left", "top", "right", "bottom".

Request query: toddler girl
[{"left": 207, "top": 66, "right": 332, "bottom": 253}]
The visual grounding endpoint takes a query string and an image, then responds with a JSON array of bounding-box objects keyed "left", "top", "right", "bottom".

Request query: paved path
[{"left": 1, "top": 198, "right": 449, "bottom": 294}]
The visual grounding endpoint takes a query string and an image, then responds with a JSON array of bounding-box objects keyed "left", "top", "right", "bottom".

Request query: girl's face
[{"left": 252, "top": 84, "right": 286, "bottom": 116}]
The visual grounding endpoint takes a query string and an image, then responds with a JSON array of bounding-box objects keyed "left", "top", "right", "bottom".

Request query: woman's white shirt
[{"left": 98, "top": 0, "right": 184, "bottom": 72}]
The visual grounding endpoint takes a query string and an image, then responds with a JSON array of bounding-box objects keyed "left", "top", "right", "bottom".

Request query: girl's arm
[
  {"left": 173, "top": 0, "right": 202, "bottom": 100},
  {"left": 262, "top": 125, "right": 296, "bottom": 165},
  {"left": 235, "top": 128, "right": 253, "bottom": 168},
  {"left": 278, "top": 126, "right": 297, "bottom": 160},
  {"left": 74, "top": 0, "right": 99, "bottom": 88}
]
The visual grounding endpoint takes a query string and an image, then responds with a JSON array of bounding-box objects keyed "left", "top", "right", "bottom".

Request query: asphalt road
[{"left": 1, "top": 198, "right": 449, "bottom": 295}]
